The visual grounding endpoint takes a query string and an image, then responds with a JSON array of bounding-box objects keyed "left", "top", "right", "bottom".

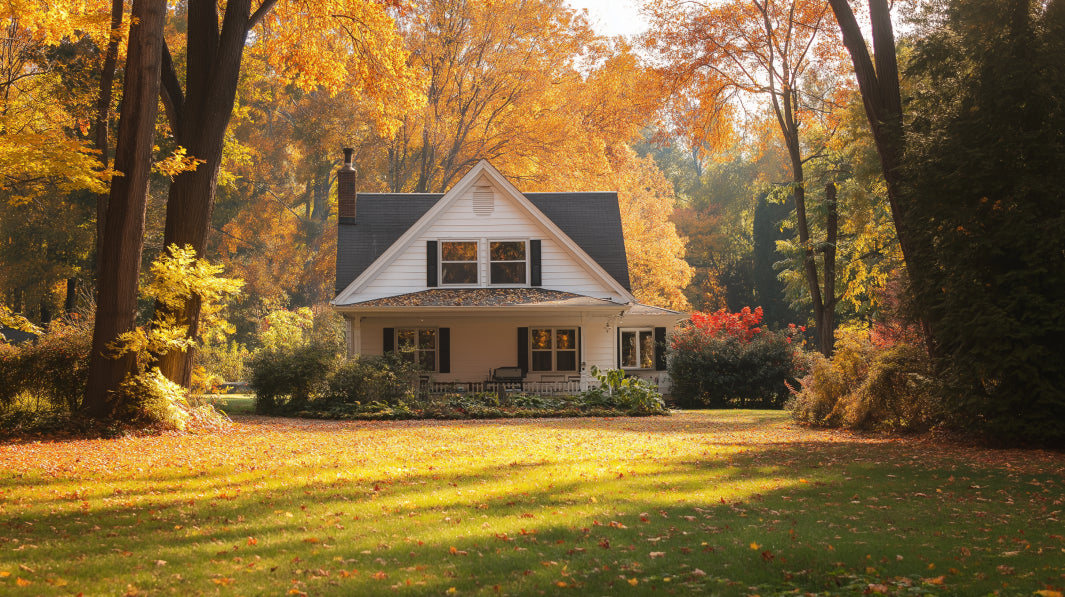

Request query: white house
[{"left": 331, "top": 151, "right": 685, "bottom": 393}]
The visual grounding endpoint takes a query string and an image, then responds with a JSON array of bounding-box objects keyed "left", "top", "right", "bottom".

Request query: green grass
[
  {"left": 1, "top": 411, "right": 1063, "bottom": 596},
  {"left": 207, "top": 393, "right": 256, "bottom": 415}
]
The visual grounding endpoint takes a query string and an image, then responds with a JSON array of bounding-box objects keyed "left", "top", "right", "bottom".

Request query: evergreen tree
[{"left": 904, "top": 0, "right": 1065, "bottom": 444}]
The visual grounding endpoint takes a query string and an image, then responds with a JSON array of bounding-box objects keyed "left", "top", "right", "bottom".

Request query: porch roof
[{"left": 335, "top": 288, "right": 628, "bottom": 310}]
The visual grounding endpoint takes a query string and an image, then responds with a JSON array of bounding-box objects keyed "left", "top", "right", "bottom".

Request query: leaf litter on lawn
[{"left": 1, "top": 411, "right": 1063, "bottom": 595}]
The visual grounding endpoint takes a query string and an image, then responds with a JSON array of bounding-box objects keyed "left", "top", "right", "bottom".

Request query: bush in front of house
[
  {"left": 580, "top": 366, "right": 666, "bottom": 415},
  {"left": 787, "top": 326, "right": 940, "bottom": 433},
  {"left": 248, "top": 344, "right": 339, "bottom": 413},
  {"left": 668, "top": 307, "right": 807, "bottom": 409},
  {"left": 320, "top": 353, "right": 422, "bottom": 407},
  {"left": 247, "top": 350, "right": 669, "bottom": 419}
]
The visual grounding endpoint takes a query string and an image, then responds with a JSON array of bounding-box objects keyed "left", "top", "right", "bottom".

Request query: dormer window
[
  {"left": 490, "top": 241, "right": 527, "bottom": 285},
  {"left": 441, "top": 241, "right": 478, "bottom": 285}
]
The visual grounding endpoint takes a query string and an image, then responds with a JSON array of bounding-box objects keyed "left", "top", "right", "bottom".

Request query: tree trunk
[
  {"left": 64, "top": 278, "right": 78, "bottom": 313},
  {"left": 154, "top": 0, "right": 254, "bottom": 388},
  {"left": 82, "top": 0, "right": 167, "bottom": 418},
  {"left": 820, "top": 183, "right": 838, "bottom": 355},
  {"left": 93, "top": 0, "right": 125, "bottom": 265},
  {"left": 827, "top": 0, "right": 939, "bottom": 353}
]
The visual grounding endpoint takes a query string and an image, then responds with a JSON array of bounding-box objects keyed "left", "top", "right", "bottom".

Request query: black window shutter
[
  {"left": 530, "top": 239, "right": 541, "bottom": 286},
  {"left": 383, "top": 327, "right": 395, "bottom": 353},
  {"left": 427, "top": 240, "right": 438, "bottom": 287},
  {"left": 439, "top": 327, "right": 450, "bottom": 373},
  {"left": 576, "top": 327, "right": 582, "bottom": 372},
  {"left": 654, "top": 327, "right": 667, "bottom": 371},
  {"left": 517, "top": 327, "right": 529, "bottom": 375}
]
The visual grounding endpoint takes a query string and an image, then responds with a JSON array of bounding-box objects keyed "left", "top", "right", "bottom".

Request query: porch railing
[{"left": 423, "top": 380, "right": 582, "bottom": 396}]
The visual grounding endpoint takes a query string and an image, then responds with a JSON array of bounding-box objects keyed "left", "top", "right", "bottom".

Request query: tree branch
[{"left": 160, "top": 41, "right": 184, "bottom": 137}]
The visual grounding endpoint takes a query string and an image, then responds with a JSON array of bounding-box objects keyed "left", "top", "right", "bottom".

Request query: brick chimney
[{"left": 337, "top": 148, "right": 357, "bottom": 221}]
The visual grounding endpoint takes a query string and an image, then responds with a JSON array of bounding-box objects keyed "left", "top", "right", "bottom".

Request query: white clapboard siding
[{"left": 351, "top": 180, "right": 624, "bottom": 302}]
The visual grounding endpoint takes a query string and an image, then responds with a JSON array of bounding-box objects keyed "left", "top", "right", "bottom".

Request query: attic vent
[{"left": 472, "top": 186, "right": 494, "bottom": 216}]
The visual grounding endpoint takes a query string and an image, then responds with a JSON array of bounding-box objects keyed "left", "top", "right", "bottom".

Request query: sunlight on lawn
[{"left": 1, "top": 411, "right": 1063, "bottom": 596}]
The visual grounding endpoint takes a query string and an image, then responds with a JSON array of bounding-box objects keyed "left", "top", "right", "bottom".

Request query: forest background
[{"left": 1, "top": 0, "right": 1062, "bottom": 445}]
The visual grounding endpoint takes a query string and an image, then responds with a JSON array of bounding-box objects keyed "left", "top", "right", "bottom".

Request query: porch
[{"left": 422, "top": 378, "right": 583, "bottom": 396}]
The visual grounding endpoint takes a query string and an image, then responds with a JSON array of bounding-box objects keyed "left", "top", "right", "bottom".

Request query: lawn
[{"left": 1, "top": 411, "right": 1063, "bottom": 596}]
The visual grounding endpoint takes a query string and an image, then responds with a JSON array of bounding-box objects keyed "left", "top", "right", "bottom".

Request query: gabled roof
[{"left": 335, "top": 176, "right": 632, "bottom": 295}]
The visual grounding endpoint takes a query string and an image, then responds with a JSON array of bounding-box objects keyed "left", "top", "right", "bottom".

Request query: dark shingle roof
[
  {"left": 335, "top": 192, "right": 631, "bottom": 294},
  {"left": 343, "top": 288, "right": 626, "bottom": 308}
]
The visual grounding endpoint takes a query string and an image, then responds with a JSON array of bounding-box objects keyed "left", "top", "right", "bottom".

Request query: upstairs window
[
  {"left": 490, "top": 241, "right": 527, "bottom": 285},
  {"left": 441, "top": 241, "right": 478, "bottom": 285}
]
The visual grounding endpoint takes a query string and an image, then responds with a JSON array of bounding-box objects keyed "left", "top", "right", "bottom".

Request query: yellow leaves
[
  {"left": 609, "top": 146, "right": 693, "bottom": 310},
  {"left": 750, "top": 541, "right": 761, "bottom": 550},
  {"left": 16, "top": 577, "right": 32, "bottom": 587},
  {"left": 627, "top": 577, "right": 639, "bottom": 585},
  {"left": 153, "top": 146, "right": 205, "bottom": 180},
  {"left": 0, "top": 119, "right": 110, "bottom": 202},
  {"left": 1035, "top": 591, "right": 1064, "bottom": 597}
]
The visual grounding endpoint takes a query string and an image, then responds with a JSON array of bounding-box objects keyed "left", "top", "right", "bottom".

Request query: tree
[
  {"left": 382, "top": 0, "right": 659, "bottom": 193},
  {"left": 82, "top": 0, "right": 168, "bottom": 417},
  {"left": 825, "top": 0, "right": 941, "bottom": 352},
  {"left": 645, "top": 0, "right": 849, "bottom": 354},
  {"left": 150, "top": 0, "right": 420, "bottom": 388},
  {"left": 902, "top": 0, "right": 1065, "bottom": 444},
  {"left": 607, "top": 146, "right": 694, "bottom": 310}
]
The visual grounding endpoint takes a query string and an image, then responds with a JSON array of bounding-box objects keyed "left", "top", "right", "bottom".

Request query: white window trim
[
  {"left": 396, "top": 327, "right": 438, "bottom": 372},
  {"left": 619, "top": 327, "right": 656, "bottom": 370},
  {"left": 487, "top": 238, "right": 529, "bottom": 287},
  {"left": 439, "top": 239, "right": 480, "bottom": 287},
  {"left": 530, "top": 327, "right": 578, "bottom": 372}
]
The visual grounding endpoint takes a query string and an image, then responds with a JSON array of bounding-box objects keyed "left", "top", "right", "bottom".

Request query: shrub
[
  {"left": 0, "top": 316, "right": 91, "bottom": 414},
  {"left": 787, "top": 326, "right": 939, "bottom": 432},
  {"left": 580, "top": 366, "right": 666, "bottom": 415},
  {"left": 248, "top": 344, "right": 338, "bottom": 413},
  {"left": 320, "top": 353, "right": 421, "bottom": 407},
  {"left": 196, "top": 339, "right": 250, "bottom": 383},
  {"left": 668, "top": 307, "right": 805, "bottom": 408}
]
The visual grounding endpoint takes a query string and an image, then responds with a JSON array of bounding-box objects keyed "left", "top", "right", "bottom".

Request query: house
[{"left": 330, "top": 150, "right": 685, "bottom": 394}]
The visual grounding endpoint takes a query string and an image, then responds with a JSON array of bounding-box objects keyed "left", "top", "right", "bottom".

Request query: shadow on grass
[{"left": 4, "top": 427, "right": 1065, "bottom": 596}]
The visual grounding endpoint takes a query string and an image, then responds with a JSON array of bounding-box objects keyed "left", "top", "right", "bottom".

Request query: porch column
[{"left": 347, "top": 316, "right": 362, "bottom": 357}]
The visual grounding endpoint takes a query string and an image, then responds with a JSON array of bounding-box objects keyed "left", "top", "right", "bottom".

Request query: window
[
  {"left": 531, "top": 328, "right": 577, "bottom": 372},
  {"left": 620, "top": 328, "right": 655, "bottom": 369},
  {"left": 397, "top": 327, "right": 436, "bottom": 371},
  {"left": 441, "top": 241, "right": 478, "bottom": 285},
  {"left": 490, "top": 241, "right": 526, "bottom": 285}
]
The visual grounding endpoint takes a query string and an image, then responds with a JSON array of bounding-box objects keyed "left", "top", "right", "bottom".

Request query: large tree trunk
[
  {"left": 82, "top": 0, "right": 167, "bottom": 418},
  {"left": 154, "top": 0, "right": 256, "bottom": 388},
  {"left": 827, "top": 0, "right": 939, "bottom": 353}
]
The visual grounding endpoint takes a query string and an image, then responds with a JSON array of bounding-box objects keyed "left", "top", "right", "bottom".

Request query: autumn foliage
[{"left": 668, "top": 307, "right": 805, "bottom": 409}]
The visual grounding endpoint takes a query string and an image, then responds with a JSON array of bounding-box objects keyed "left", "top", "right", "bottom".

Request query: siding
[{"left": 352, "top": 183, "right": 625, "bottom": 302}]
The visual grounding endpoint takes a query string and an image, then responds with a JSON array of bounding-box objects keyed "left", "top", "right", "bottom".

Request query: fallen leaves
[{"left": 0, "top": 411, "right": 1062, "bottom": 596}]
